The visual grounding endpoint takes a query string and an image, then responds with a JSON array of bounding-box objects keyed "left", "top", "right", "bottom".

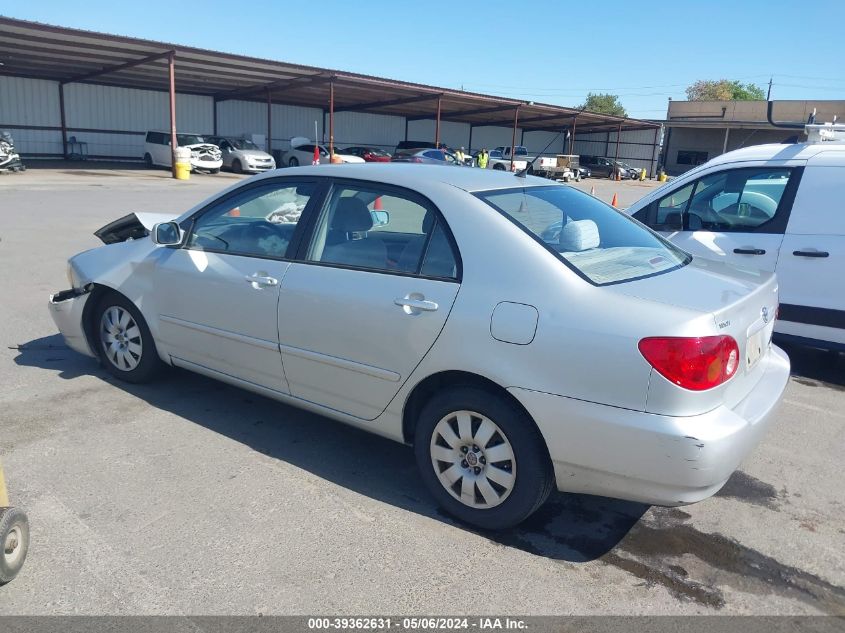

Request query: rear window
[{"left": 476, "top": 186, "right": 691, "bottom": 286}]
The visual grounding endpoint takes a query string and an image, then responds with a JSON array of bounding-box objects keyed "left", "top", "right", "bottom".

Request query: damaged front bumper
[{"left": 48, "top": 285, "right": 95, "bottom": 358}]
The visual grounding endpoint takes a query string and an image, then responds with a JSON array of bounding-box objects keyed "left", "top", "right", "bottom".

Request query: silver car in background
[
  {"left": 207, "top": 136, "right": 275, "bottom": 174},
  {"left": 48, "top": 165, "right": 789, "bottom": 529}
]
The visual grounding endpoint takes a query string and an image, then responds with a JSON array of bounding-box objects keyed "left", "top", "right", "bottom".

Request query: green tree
[
  {"left": 577, "top": 93, "right": 627, "bottom": 117},
  {"left": 686, "top": 80, "right": 766, "bottom": 101}
]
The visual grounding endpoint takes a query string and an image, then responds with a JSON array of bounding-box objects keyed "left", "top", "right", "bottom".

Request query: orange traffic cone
[
  {"left": 611, "top": 193, "right": 618, "bottom": 208},
  {"left": 590, "top": 185, "right": 595, "bottom": 197},
  {"left": 373, "top": 196, "right": 383, "bottom": 210}
]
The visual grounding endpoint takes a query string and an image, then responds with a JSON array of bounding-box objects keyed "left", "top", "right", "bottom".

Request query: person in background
[
  {"left": 455, "top": 146, "right": 466, "bottom": 165},
  {"left": 477, "top": 148, "right": 489, "bottom": 169}
]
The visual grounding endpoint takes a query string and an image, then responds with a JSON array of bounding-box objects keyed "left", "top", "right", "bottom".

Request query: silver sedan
[{"left": 48, "top": 164, "right": 789, "bottom": 529}]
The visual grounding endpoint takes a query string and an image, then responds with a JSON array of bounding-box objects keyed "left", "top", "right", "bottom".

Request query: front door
[
  {"left": 277, "top": 181, "right": 461, "bottom": 420},
  {"left": 153, "top": 178, "right": 322, "bottom": 392},
  {"left": 635, "top": 165, "right": 803, "bottom": 274}
]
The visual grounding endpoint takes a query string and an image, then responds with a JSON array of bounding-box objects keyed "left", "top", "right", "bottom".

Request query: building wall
[
  {"left": 330, "top": 111, "right": 405, "bottom": 152},
  {"left": 406, "top": 119, "right": 472, "bottom": 150},
  {"left": 573, "top": 128, "right": 660, "bottom": 174},
  {"left": 0, "top": 76, "right": 62, "bottom": 155}
]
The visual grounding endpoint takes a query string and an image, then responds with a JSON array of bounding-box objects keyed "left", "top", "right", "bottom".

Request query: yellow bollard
[
  {"left": 639, "top": 168, "right": 646, "bottom": 181},
  {"left": 174, "top": 162, "right": 191, "bottom": 180}
]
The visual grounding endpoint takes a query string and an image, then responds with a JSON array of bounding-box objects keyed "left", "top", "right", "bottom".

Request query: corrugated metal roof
[{"left": 0, "top": 17, "right": 659, "bottom": 133}]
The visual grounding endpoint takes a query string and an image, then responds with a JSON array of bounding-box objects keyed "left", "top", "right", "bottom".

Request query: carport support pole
[
  {"left": 435, "top": 96, "right": 442, "bottom": 147},
  {"left": 266, "top": 89, "right": 272, "bottom": 155},
  {"left": 58, "top": 83, "right": 68, "bottom": 159},
  {"left": 509, "top": 106, "right": 520, "bottom": 171},
  {"left": 329, "top": 80, "right": 334, "bottom": 157},
  {"left": 168, "top": 52, "right": 177, "bottom": 178},
  {"left": 614, "top": 122, "right": 621, "bottom": 164},
  {"left": 569, "top": 116, "right": 577, "bottom": 155}
]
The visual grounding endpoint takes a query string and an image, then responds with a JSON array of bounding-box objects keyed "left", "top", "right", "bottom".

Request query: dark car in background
[
  {"left": 342, "top": 146, "right": 392, "bottom": 162},
  {"left": 395, "top": 140, "right": 437, "bottom": 154},
  {"left": 391, "top": 148, "right": 457, "bottom": 165}
]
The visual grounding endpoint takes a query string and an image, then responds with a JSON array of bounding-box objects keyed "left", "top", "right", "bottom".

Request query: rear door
[
  {"left": 775, "top": 157, "right": 845, "bottom": 348},
  {"left": 277, "top": 180, "right": 461, "bottom": 420},
  {"left": 634, "top": 164, "right": 804, "bottom": 274}
]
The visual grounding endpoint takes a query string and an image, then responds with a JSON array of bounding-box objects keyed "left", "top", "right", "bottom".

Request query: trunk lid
[{"left": 610, "top": 257, "right": 779, "bottom": 409}]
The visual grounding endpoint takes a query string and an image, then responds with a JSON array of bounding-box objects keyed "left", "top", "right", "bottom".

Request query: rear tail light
[{"left": 638, "top": 336, "right": 739, "bottom": 391}]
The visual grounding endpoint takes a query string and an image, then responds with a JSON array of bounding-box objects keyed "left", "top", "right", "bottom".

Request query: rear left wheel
[
  {"left": 94, "top": 293, "right": 163, "bottom": 383},
  {"left": 0, "top": 508, "right": 29, "bottom": 585},
  {"left": 414, "top": 387, "right": 554, "bottom": 530}
]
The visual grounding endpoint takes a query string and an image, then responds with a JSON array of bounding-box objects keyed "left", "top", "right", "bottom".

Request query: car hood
[
  {"left": 236, "top": 149, "right": 273, "bottom": 158},
  {"left": 94, "top": 212, "right": 180, "bottom": 244}
]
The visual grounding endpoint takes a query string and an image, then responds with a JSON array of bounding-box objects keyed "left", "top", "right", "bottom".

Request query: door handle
[
  {"left": 733, "top": 248, "right": 766, "bottom": 255},
  {"left": 793, "top": 250, "right": 829, "bottom": 258},
  {"left": 394, "top": 297, "right": 439, "bottom": 312},
  {"left": 245, "top": 274, "right": 279, "bottom": 287}
]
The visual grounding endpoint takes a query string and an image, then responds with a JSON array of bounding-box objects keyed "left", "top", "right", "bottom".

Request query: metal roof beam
[
  {"left": 333, "top": 93, "right": 442, "bottom": 114},
  {"left": 215, "top": 74, "right": 335, "bottom": 101},
  {"left": 60, "top": 50, "right": 174, "bottom": 84}
]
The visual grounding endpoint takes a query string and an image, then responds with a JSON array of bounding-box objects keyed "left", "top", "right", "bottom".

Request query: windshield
[
  {"left": 476, "top": 186, "right": 690, "bottom": 285},
  {"left": 232, "top": 139, "right": 259, "bottom": 150},
  {"left": 177, "top": 134, "right": 204, "bottom": 146}
]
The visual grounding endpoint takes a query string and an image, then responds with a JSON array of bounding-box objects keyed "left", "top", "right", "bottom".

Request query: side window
[
  {"left": 306, "top": 184, "right": 458, "bottom": 278},
  {"left": 423, "top": 150, "right": 443, "bottom": 160},
  {"left": 687, "top": 168, "right": 792, "bottom": 233},
  {"left": 186, "top": 181, "right": 316, "bottom": 259}
]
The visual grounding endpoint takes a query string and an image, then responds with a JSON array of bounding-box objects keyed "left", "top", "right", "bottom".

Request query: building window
[{"left": 677, "top": 150, "right": 709, "bottom": 166}]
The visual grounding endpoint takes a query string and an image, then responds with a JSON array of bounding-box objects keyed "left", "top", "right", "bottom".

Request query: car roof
[
  {"left": 251, "top": 163, "right": 551, "bottom": 193},
  {"left": 707, "top": 142, "right": 839, "bottom": 166}
]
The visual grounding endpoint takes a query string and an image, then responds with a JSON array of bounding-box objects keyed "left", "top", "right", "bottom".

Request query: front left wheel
[
  {"left": 94, "top": 293, "right": 163, "bottom": 383},
  {"left": 414, "top": 387, "right": 554, "bottom": 530}
]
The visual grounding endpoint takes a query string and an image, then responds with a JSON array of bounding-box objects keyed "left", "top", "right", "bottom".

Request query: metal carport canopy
[{"left": 0, "top": 16, "right": 658, "bottom": 134}]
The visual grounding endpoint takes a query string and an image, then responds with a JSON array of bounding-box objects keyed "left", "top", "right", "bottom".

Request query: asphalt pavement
[{"left": 0, "top": 165, "right": 842, "bottom": 615}]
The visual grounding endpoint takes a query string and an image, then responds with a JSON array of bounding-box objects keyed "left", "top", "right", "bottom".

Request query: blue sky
[{"left": 4, "top": 1, "right": 842, "bottom": 119}]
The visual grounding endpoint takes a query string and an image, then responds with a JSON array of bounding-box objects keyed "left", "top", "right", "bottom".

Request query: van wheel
[
  {"left": 93, "top": 292, "right": 163, "bottom": 383},
  {"left": 414, "top": 387, "right": 554, "bottom": 530},
  {"left": 144, "top": 153, "right": 153, "bottom": 168},
  {"left": 289, "top": 157, "right": 299, "bottom": 167}
]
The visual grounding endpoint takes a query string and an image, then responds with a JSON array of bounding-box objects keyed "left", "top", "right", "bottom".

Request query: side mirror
[
  {"left": 370, "top": 210, "right": 390, "bottom": 227},
  {"left": 152, "top": 222, "right": 181, "bottom": 246}
]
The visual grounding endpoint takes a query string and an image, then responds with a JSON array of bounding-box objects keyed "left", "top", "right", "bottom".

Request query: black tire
[
  {"left": 288, "top": 157, "right": 299, "bottom": 167},
  {"left": 414, "top": 386, "right": 554, "bottom": 530},
  {"left": 93, "top": 292, "right": 163, "bottom": 383},
  {"left": 210, "top": 168, "right": 220, "bottom": 174},
  {"left": 492, "top": 163, "right": 505, "bottom": 171},
  {"left": 144, "top": 153, "right": 153, "bottom": 168},
  {"left": 0, "top": 507, "right": 29, "bottom": 585},
  {"left": 232, "top": 159, "right": 242, "bottom": 174}
]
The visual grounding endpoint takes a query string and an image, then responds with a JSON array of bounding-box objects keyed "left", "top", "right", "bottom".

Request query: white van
[
  {"left": 143, "top": 132, "right": 222, "bottom": 173},
  {"left": 629, "top": 123, "right": 845, "bottom": 352}
]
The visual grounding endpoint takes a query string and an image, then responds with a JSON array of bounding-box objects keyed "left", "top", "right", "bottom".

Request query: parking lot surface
[{"left": 0, "top": 166, "right": 843, "bottom": 615}]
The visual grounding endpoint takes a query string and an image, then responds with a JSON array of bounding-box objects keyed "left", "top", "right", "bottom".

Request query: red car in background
[{"left": 342, "top": 146, "right": 392, "bottom": 162}]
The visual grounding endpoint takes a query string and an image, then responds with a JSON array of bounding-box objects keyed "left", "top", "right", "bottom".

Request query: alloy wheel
[
  {"left": 429, "top": 410, "right": 516, "bottom": 509},
  {"left": 99, "top": 306, "right": 143, "bottom": 371}
]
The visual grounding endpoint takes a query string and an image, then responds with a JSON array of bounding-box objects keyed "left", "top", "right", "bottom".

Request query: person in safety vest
[{"left": 477, "top": 148, "right": 489, "bottom": 169}]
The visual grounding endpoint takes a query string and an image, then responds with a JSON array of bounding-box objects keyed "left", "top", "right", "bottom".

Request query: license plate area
[{"left": 746, "top": 330, "right": 764, "bottom": 369}]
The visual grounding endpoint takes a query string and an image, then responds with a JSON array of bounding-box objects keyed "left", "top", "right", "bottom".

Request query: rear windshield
[{"left": 476, "top": 186, "right": 690, "bottom": 286}]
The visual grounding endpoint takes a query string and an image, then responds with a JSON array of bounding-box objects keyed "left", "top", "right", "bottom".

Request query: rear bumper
[
  {"left": 509, "top": 345, "right": 790, "bottom": 506},
  {"left": 48, "top": 288, "right": 96, "bottom": 358}
]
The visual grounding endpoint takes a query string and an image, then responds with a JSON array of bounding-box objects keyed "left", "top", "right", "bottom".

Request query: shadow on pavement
[{"left": 13, "top": 333, "right": 646, "bottom": 563}]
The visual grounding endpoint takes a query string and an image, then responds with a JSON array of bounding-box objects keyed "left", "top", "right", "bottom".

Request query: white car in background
[
  {"left": 282, "top": 136, "right": 365, "bottom": 167},
  {"left": 629, "top": 127, "right": 845, "bottom": 352},
  {"left": 143, "top": 132, "right": 222, "bottom": 173},
  {"left": 207, "top": 136, "right": 275, "bottom": 174}
]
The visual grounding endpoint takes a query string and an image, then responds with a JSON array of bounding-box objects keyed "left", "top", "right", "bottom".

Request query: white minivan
[
  {"left": 143, "top": 131, "right": 223, "bottom": 173},
  {"left": 629, "top": 126, "right": 845, "bottom": 352}
]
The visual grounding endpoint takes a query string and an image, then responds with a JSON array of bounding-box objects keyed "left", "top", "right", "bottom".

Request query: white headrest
[{"left": 559, "top": 219, "right": 600, "bottom": 251}]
